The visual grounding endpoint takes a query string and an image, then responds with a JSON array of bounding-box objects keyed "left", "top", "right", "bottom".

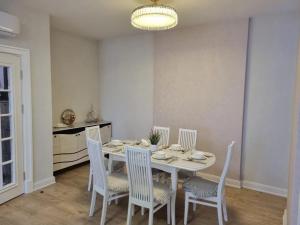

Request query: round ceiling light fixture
[{"left": 131, "top": 0, "right": 178, "bottom": 31}]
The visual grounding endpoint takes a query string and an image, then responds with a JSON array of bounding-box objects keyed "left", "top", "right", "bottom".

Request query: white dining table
[{"left": 102, "top": 140, "right": 216, "bottom": 225}]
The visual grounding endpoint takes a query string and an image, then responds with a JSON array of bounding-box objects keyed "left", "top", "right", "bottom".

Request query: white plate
[
  {"left": 110, "top": 140, "right": 123, "bottom": 146},
  {"left": 191, "top": 153, "right": 207, "bottom": 160},
  {"left": 122, "top": 140, "right": 137, "bottom": 145},
  {"left": 197, "top": 151, "right": 214, "bottom": 157},
  {"left": 152, "top": 154, "right": 172, "bottom": 160}
]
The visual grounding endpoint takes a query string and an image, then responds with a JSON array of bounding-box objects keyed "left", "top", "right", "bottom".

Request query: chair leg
[
  {"left": 100, "top": 195, "right": 108, "bottom": 225},
  {"left": 171, "top": 196, "right": 176, "bottom": 225},
  {"left": 115, "top": 198, "right": 119, "bottom": 205},
  {"left": 132, "top": 205, "right": 135, "bottom": 216},
  {"left": 192, "top": 203, "right": 196, "bottom": 212},
  {"left": 155, "top": 174, "right": 160, "bottom": 182},
  {"left": 89, "top": 190, "right": 97, "bottom": 217},
  {"left": 141, "top": 207, "right": 145, "bottom": 216},
  {"left": 217, "top": 202, "right": 224, "bottom": 225},
  {"left": 148, "top": 208, "right": 154, "bottom": 225},
  {"left": 108, "top": 158, "right": 113, "bottom": 174},
  {"left": 167, "top": 199, "right": 171, "bottom": 225},
  {"left": 126, "top": 201, "right": 133, "bottom": 225},
  {"left": 184, "top": 193, "right": 189, "bottom": 225},
  {"left": 88, "top": 168, "right": 93, "bottom": 191},
  {"left": 161, "top": 173, "right": 166, "bottom": 183},
  {"left": 222, "top": 197, "right": 228, "bottom": 222}
]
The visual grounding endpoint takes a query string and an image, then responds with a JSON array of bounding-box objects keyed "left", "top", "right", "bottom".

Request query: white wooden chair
[
  {"left": 153, "top": 126, "right": 170, "bottom": 182},
  {"left": 178, "top": 128, "right": 197, "bottom": 150},
  {"left": 86, "top": 126, "right": 102, "bottom": 192},
  {"left": 87, "top": 138, "right": 129, "bottom": 225},
  {"left": 183, "top": 141, "right": 235, "bottom": 225},
  {"left": 125, "top": 146, "right": 175, "bottom": 225},
  {"left": 177, "top": 128, "right": 198, "bottom": 180},
  {"left": 153, "top": 126, "right": 170, "bottom": 146}
]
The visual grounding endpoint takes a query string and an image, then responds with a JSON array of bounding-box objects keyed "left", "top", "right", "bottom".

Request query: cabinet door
[
  {"left": 76, "top": 131, "right": 86, "bottom": 151},
  {"left": 53, "top": 135, "right": 60, "bottom": 155},
  {"left": 101, "top": 124, "right": 111, "bottom": 144},
  {"left": 60, "top": 134, "right": 77, "bottom": 154}
]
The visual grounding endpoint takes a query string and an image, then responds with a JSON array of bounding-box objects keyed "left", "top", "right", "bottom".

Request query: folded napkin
[{"left": 141, "top": 139, "right": 150, "bottom": 147}]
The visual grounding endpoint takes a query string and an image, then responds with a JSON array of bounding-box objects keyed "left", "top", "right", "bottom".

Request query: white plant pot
[{"left": 150, "top": 144, "right": 158, "bottom": 152}]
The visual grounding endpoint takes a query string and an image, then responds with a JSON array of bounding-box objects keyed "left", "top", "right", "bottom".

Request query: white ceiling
[{"left": 13, "top": 0, "right": 300, "bottom": 39}]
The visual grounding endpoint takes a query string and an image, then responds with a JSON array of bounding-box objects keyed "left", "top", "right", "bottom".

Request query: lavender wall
[{"left": 154, "top": 20, "right": 249, "bottom": 179}]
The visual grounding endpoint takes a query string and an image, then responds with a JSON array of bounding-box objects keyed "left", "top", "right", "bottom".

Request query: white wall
[
  {"left": 51, "top": 29, "right": 100, "bottom": 125},
  {"left": 243, "top": 13, "right": 300, "bottom": 191},
  {"left": 0, "top": 0, "right": 53, "bottom": 184},
  {"left": 99, "top": 34, "right": 154, "bottom": 139}
]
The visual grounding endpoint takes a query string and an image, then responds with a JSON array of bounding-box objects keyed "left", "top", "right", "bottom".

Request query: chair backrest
[
  {"left": 178, "top": 128, "right": 197, "bottom": 150},
  {"left": 85, "top": 125, "right": 102, "bottom": 144},
  {"left": 153, "top": 126, "right": 170, "bottom": 146},
  {"left": 125, "top": 146, "right": 153, "bottom": 206},
  {"left": 218, "top": 141, "right": 235, "bottom": 196},
  {"left": 86, "top": 137, "right": 107, "bottom": 193}
]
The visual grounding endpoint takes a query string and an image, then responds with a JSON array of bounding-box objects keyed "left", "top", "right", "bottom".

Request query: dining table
[{"left": 102, "top": 140, "right": 216, "bottom": 225}]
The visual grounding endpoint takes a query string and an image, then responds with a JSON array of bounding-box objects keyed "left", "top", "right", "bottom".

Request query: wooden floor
[{"left": 0, "top": 165, "right": 286, "bottom": 225}]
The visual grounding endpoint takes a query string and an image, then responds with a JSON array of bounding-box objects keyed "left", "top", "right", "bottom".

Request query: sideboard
[{"left": 52, "top": 121, "right": 112, "bottom": 172}]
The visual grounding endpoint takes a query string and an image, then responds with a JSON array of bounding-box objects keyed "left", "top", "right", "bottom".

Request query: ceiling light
[{"left": 131, "top": 0, "right": 178, "bottom": 31}]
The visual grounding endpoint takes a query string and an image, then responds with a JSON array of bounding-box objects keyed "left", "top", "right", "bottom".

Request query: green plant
[{"left": 149, "top": 130, "right": 160, "bottom": 145}]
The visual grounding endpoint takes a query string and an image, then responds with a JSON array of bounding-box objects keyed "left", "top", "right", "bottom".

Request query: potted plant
[{"left": 149, "top": 130, "right": 160, "bottom": 152}]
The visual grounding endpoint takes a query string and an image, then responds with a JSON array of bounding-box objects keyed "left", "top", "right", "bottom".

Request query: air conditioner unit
[{"left": 0, "top": 11, "right": 20, "bottom": 37}]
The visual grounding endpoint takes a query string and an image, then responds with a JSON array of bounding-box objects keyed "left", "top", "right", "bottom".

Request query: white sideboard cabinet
[{"left": 53, "top": 121, "right": 112, "bottom": 172}]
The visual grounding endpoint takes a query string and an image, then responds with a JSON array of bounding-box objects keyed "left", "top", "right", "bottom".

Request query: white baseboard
[
  {"left": 33, "top": 176, "right": 56, "bottom": 191},
  {"left": 196, "top": 172, "right": 287, "bottom": 197},
  {"left": 242, "top": 180, "right": 287, "bottom": 197},
  {"left": 196, "top": 172, "right": 242, "bottom": 188},
  {"left": 283, "top": 209, "right": 287, "bottom": 225}
]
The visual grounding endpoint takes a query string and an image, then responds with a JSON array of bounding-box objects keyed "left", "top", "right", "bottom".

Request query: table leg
[{"left": 171, "top": 169, "right": 178, "bottom": 225}]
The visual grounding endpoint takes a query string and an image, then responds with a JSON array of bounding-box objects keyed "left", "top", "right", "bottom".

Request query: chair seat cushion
[
  {"left": 153, "top": 182, "right": 172, "bottom": 204},
  {"left": 183, "top": 177, "right": 218, "bottom": 198},
  {"left": 108, "top": 173, "right": 129, "bottom": 193}
]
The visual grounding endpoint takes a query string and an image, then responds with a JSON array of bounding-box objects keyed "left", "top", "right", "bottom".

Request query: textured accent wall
[{"left": 153, "top": 20, "right": 249, "bottom": 179}]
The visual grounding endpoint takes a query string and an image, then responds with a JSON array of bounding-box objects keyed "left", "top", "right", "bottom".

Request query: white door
[{"left": 0, "top": 52, "right": 23, "bottom": 204}]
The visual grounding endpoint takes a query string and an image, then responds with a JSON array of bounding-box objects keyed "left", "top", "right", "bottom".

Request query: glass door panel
[
  {"left": 0, "top": 65, "right": 14, "bottom": 188},
  {"left": 0, "top": 66, "right": 9, "bottom": 90},
  {"left": 2, "top": 140, "right": 12, "bottom": 162},
  {"left": 0, "top": 52, "right": 23, "bottom": 204}
]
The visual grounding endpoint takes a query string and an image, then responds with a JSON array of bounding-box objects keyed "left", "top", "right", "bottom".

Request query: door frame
[{"left": 0, "top": 44, "right": 33, "bottom": 193}]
